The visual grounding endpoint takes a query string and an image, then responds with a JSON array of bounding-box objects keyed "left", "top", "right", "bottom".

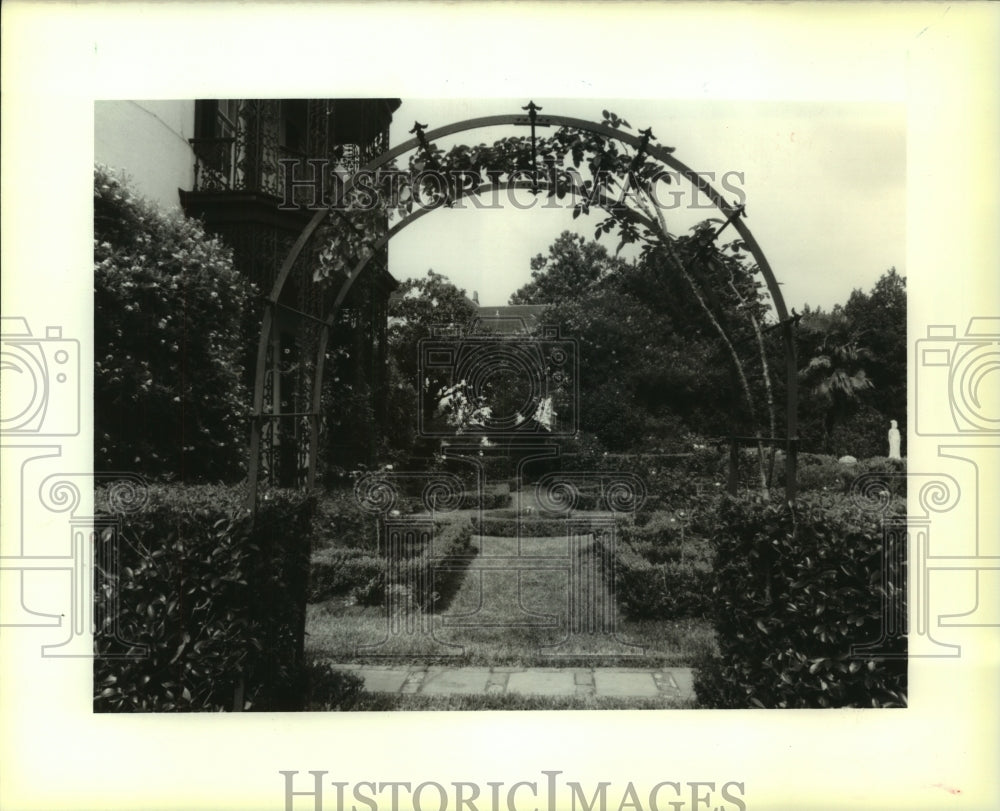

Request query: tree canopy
[{"left": 508, "top": 229, "right": 778, "bottom": 454}]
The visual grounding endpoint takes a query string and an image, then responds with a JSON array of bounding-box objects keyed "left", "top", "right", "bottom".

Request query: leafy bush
[
  {"left": 547, "top": 449, "right": 729, "bottom": 507},
  {"left": 417, "top": 518, "right": 476, "bottom": 611},
  {"left": 694, "top": 493, "right": 907, "bottom": 708},
  {"left": 308, "top": 548, "right": 383, "bottom": 603},
  {"left": 313, "top": 488, "right": 379, "bottom": 551},
  {"left": 433, "top": 454, "right": 518, "bottom": 485},
  {"left": 457, "top": 484, "right": 511, "bottom": 510},
  {"left": 308, "top": 517, "right": 475, "bottom": 611},
  {"left": 613, "top": 550, "right": 713, "bottom": 620},
  {"left": 94, "top": 483, "right": 315, "bottom": 712},
  {"left": 94, "top": 166, "right": 254, "bottom": 481},
  {"left": 774, "top": 455, "right": 906, "bottom": 496},
  {"left": 302, "top": 660, "right": 365, "bottom": 711},
  {"left": 472, "top": 515, "right": 596, "bottom": 537},
  {"left": 560, "top": 450, "right": 719, "bottom": 477},
  {"left": 828, "top": 403, "right": 897, "bottom": 460},
  {"left": 610, "top": 513, "right": 714, "bottom": 620}
]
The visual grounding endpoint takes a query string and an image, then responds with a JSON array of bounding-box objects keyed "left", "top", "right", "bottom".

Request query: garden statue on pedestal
[{"left": 888, "top": 419, "right": 901, "bottom": 459}]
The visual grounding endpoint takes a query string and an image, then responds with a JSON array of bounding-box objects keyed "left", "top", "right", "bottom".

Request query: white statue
[{"left": 888, "top": 419, "right": 901, "bottom": 459}]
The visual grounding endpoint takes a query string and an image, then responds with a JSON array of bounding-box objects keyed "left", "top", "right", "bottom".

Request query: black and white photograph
[
  {"left": 2, "top": 3, "right": 998, "bottom": 811},
  {"left": 90, "top": 96, "right": 907, "bottom": 714}
]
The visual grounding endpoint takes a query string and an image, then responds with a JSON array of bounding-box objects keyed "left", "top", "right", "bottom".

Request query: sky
[{"left": 385, "top": 98, "right": 905, "bottom": 311}]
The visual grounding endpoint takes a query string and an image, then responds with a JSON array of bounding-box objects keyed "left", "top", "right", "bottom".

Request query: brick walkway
[{"left": 333, "top": 665, "right": 694, "bottom": 700}]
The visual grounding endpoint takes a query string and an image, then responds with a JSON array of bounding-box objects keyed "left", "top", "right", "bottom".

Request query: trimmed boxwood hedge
[
  {"left": 308, "top": 548, "right": 383, "bottom": 603},
  {"left": 694, "top": 493, "right": 907, "bottom": 708},
  {"left": 308, "top": 517, "right": 475, "bottom": 611},
  {"left": 312, "top": 488, "right": 378, "bottom": 551},
  {"left": 613, "top": 549, "right": 713, "bottom": 620},
  {"left": 457, "top": 484, "right": 511, "bottom": 510},
  {"left": 609, "top": 512, "right": 714, "bottom": 620},
  {"left": 94, "top": 483, "right": 315, "bottom": 712},
  {"left": 471, "top": 514, "right": 618, "bottom": 537}
]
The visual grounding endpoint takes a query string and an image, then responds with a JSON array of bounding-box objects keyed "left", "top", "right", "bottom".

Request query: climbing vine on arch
[{"left": 307, "top": 108, "right": 784, "bottom": 495}]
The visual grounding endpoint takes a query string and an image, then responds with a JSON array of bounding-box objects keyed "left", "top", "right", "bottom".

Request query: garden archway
[{"left": 246, "top": 105, "right": 800, "bottom": 506}]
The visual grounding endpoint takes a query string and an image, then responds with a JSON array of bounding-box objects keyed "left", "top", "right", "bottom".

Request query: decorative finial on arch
[
  {"left": 521, "top": 102, "right": 543, "bottom": 193},
  {"left": 630, "top": 127, "right": 657, "bottom": 173}
]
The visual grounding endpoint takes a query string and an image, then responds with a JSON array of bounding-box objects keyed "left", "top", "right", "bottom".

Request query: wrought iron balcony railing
[{"left": 190, "top": 137, "right": 236, "bottom": 191}]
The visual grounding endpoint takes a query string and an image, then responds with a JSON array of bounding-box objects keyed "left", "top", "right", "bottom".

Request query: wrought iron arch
[{"left": 246, "top": 108, "right": 799, "bottom": 507}]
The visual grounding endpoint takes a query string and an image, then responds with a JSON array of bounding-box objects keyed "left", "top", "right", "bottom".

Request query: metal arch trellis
[{"left": 245, "top": 105, "right": 800, "bottom": 510}]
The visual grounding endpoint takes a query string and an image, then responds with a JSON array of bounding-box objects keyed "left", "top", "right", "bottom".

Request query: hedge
[
  {"left": 613, "top": 550, "right": 713, "bottom": 620},
  {"left": 610, "top": 513, "right": 714, "bottom": 620},
  {"left": 457, "top": 484, "right": 511, "bottom": 510},
  {"left": 308, "top": 548, "right": 383, "bottom": 603},
  {"left": 313, "top": 489, "right": 378, "bottom": 551},
  {"left": 792, "top": 456, "right": 906, "bottom": 496},
  {"left": 303, "top": 660, "right": 365, "bottom": 711},
  {"left": 94, "top": 484, "right": 315, "bottom": 712},
  {"left": 471, "top": 514, "right": 618, "bottom": 538},
  {"left": 308, "top": 517, "right": 475, "bottom": 611},
  {"left": 694, "top": 493, "right": 907, "bottom": 708}
]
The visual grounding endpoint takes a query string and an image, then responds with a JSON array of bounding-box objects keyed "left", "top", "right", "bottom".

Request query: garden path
[{"left": 333, "top": 663, "right": 695, "bottom": 700}]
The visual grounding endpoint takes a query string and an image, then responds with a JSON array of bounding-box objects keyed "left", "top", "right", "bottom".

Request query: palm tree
[{"left": 800, "top": 328, "right": 874, "bottom": 454}]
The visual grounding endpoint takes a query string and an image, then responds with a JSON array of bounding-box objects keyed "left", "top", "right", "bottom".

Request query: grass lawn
[
  {"left": 305, "top": 533, "right": 716, "bottom": 668},
  {"left": 344, "top": 692, "right": 697, "bottom": 711}
]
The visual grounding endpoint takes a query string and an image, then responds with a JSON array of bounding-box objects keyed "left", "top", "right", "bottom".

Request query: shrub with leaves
[
  {"left": 773, "top": 455, "right": 906, "bottom": 496},
  {"left": 309, "top": 516, "right": 475, "bottom": 610},
  {"left": 694, "top": 493, "right": 907, "bottom": 708},
  {"left": 312, "top": 488, "right": 380, "bottom": 551},
  {"left": 94, "top": 483, "right": 315, "bottom": 712},
  {"left": 94, "top": 165, "right": 254, "bottom": 481},
  {"left": 611, "top": 513, "right": 714, "bottom": 620},
  {"left": 308, "top": 547, "right": 384, "bottom": 603},
  {"left": 303, "top": 660, "right": 365, "bottom": 711},
  {"left": 472, "top": 515, "right": 601, "bottom": 537}
]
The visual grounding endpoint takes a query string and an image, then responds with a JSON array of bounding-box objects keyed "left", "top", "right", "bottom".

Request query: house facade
[{"left": 95, "top": 99, "right": 401, "bottom": 484}]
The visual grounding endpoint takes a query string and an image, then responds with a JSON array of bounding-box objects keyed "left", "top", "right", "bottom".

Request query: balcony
[{"left": 186, "top": 98, "right": 398, "bottom": 202}]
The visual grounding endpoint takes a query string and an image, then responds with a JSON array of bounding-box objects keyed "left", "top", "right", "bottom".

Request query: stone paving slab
[
  {"left": 593, "top": 670, "right": 660, "bottom": 697},
  {"left": 420, "top": 667, "right": 493, "bottom": 695},
  {"left": 357, "top": 669, "right": 410, "bottom": 693},
  {"left": 663, "top": 667, "right": 694, "bottom": 696},
  {"left": 507, "top": 670, "right": 576, "bottom": 696}
]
